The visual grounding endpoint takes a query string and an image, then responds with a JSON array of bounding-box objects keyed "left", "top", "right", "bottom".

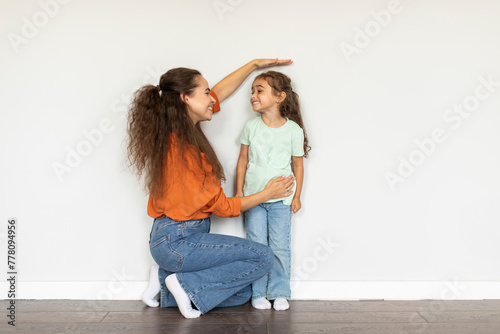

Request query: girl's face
[
  {"left": 184, "top": 76, "right": 216, "bottom": 124},
  {"left": 250, "top": 78, "right": 282, "bottom": 113}
]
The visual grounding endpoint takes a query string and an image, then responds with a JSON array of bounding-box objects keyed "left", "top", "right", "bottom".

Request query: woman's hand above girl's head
[{"left": 252, "top": 58, "right": 293, "bottom": 69}]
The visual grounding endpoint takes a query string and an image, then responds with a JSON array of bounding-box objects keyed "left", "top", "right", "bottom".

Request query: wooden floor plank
[
  {"left": 102, "top": 310, "right": 426, "bottom": 324},
  {"left": 2, "top": 299, "right": 500, "bottom": 333},
  {"left": 14, "top": 311, "right": 108, "bottom": 323},
  {"left": 269, "top": 323, "right": 500, "bottom": 334},
  {"left": 266, "top": 300, "right": 500, "bottom": 312},
  {"left": 6, "top": 322, "right": 500, "bottom": 334},
  {"left": 2, "top": 323, "right": 268, "bottom": 334},
  {"left": 8, "top": 299, "right": 500, "bottom": 312},
  {"left": 420, "top": 311, "right": 500, "bottom": 323},
  {"left": 6, "top": 300, "right": 147, "bottom": 312}
]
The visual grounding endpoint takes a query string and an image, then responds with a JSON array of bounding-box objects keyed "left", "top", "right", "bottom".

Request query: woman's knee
[
  {"left": 262, "top": 245, "right": 274, "bottom": 272},
  {"left": 247, "top": 239, "right": 274, "bottom": 271}
]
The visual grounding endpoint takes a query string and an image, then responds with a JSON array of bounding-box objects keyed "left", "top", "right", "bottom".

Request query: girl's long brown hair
[
  {"left": 255, "top": 71, "right": 311, "bottom": 158},
  {"left": 126, "top": 68, "right": 224, "bottom": 199}
]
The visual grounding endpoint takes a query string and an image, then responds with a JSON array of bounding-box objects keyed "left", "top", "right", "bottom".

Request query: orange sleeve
[
  {"left": 202, "top": 188, "right": 241, "bottom": 218},
  {"left": 147, "top": 137, "right": 241, "bottom": 220},
  {"left": 210, "top": 90, "right": 221, "bottom": 113}
]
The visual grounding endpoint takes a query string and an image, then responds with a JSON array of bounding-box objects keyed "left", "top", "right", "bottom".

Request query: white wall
[{"left": 1, "top": 0, "right": 500, "bottom": 300}]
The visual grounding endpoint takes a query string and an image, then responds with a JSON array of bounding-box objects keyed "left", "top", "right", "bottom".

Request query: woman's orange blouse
[{"left": 147, "top": 90, "right": 241, "bottom": 221}]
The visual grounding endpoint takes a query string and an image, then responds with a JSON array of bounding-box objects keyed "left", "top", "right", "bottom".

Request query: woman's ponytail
[{"left": 127, "top": 84, "right": 165, "bottom": 197}]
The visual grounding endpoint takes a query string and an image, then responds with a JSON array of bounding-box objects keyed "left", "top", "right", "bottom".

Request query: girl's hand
[
  {"left": 235, "top": 191, "right": 244, "bottom": 198},
  {"left": 291, "top": 198, "right": 301, "bottom": 213},
  {"left": 252, "top": 58, "right": 293, "bottom": 69},
  {"left": 265, "top": 175, "right": 295, "bottom": 199}
]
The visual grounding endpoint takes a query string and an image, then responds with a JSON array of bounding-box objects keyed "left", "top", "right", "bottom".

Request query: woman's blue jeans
[
  {"left": 244, "top": 201, "right": 292, "bottom": 300},
  {"left": 149, "top": 216, "right": 274, "bottom": 314}
]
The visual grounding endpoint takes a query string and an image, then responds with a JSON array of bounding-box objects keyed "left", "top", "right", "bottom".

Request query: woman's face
[{"left": 184, "top": 76, "right": 216, "bottom": 124}]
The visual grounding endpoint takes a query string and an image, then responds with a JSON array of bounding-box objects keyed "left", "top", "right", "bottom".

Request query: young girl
[{"left": 236, "top": 71, "right": 310, "bottom": 311}]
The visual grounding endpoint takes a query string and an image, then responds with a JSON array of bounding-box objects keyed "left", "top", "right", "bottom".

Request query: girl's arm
[
  {"left": 291, "top": 156, "right": 304, "bottom": 213},
  {"left": 212, "top": 58, "right": 293, "bottom": 103},
  {"left": 235, "top": 144, "right": 249, "bottom": 197}
]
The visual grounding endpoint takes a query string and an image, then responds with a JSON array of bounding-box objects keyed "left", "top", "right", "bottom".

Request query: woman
[{"left": 127, "top": 58, "right": 295, "bottom": 318}]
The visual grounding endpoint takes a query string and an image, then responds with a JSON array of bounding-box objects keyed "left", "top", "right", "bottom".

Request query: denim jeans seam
[
  {"left": 175, "top": 273, "right": 208, "bottom": 314},
  {"left": 149, "top": 235, "right": 167, "bottom": 248},
  {"left": 190, "top": 248, "right": 271, "bottom": 301},
  {"left": 252, "top": 272, "right": 271, "bottom": 299},
  {"left": 252, "top": 293, "right": 267, "bottom": 300},
  {"left": 160, "top": 281, "right": 168, "bottom": 308},
  {"left": 183, "top": 218, "right": 205, "bottom": 229},
  {"left": 196, "top": 252, "right": 269, "bottom": 294},
  {"left": 153, "top": 234, "right": 184, "bottom": 271},
  {"left": 191, "top": 261, "right": 267, "bottom": 302},
  {"left": 153, "top": 218, "right": 178, "bottom": 233},
  {"left": 178, "top": 239, "right": 269, "bottom": 256},
  {"left": 266, "top": 294, "right": 291, "bottom": 300}
]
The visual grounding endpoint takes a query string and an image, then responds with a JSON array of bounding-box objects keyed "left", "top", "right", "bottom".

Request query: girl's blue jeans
[
  {"left": 149, "top": 215, "right": 274, "bottom": 314},
  {"left": 244, "top": 201, "right": 292, "bottom": 300}
]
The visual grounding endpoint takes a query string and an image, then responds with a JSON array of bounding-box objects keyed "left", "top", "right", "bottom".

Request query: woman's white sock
[
  {"left": 273, "top": 298, "right": 289, "bottom": 311},
  {"left": 251, "top": 297, "right": 271, "bottom": 309},
  {"left": 141, "top": 264, "right": 161, "bottom": 307},
  {"left": 165, "top": 274, "right": 201, "bottom": 318}
]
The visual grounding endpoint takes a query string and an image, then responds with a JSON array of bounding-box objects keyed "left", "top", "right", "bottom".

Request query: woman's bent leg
[
  {"left": 175, "top": 232, "right": 273, "bottom": 314},
  {"left": 215, "top": 285, "right": 252, "bottom": 308},
  {"left": 150, "top": 217, "right": 273, "bottom": 314},
  {"left": 158, "top": 267, "right": 178, "bottom": 307}
]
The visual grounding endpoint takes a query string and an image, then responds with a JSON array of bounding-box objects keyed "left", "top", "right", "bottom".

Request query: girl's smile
[{"left": 250, "top": 78, "right": 279, "bottom": 113}]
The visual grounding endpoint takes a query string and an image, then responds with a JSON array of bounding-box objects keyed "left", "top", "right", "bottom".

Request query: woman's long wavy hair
[
  {"left": 126, "top": 68, "right": 224, "bottom": 199},
  {"left": 255, "top": 71, "right": 311, "bottom": 157}
]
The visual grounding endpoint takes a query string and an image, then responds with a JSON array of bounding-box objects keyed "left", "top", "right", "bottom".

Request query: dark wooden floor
[{"left": 1, "top": 299, "right": 500, "bottom": 333}]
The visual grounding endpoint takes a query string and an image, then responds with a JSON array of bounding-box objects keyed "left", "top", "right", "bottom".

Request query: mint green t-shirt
[{"left": 240, "top": 117, "right": 304, "bottom": 205}]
